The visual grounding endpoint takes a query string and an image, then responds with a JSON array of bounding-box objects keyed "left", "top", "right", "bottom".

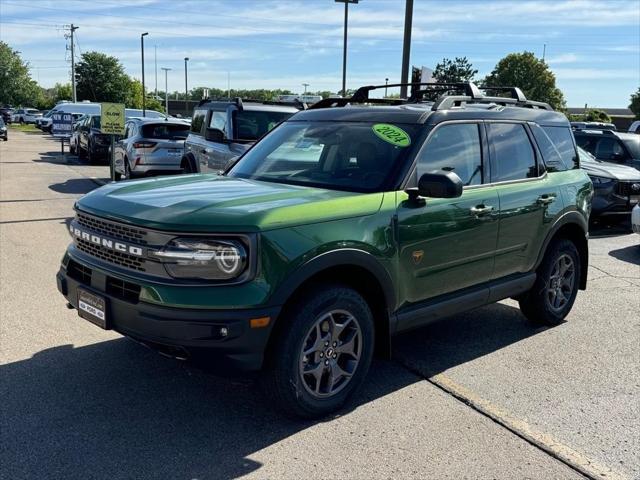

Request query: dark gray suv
[{"left": 181, "top": 98, "right": 299, "bottom": 174}]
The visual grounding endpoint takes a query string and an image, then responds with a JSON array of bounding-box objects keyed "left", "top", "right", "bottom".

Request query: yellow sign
[{"left": 100, "top": 103, "right": 125, "bottom": 135}]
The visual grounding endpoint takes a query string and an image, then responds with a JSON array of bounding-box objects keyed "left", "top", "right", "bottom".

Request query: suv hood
[
  {"left": 77, "top": 175, "right": 384, "bottom": 232},
  {"left": 581, "top": 159, "right": 640, "bottom": 181}
]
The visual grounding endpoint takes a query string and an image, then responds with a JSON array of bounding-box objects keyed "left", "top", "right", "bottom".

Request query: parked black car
[
  {"left": 573, "top": 128, "right": 640, "bottom": 171},
  {"left": 578, "top": 146, "right": 640, "bottom": 218},
  {"left": 0, "top": 118, "right": 7, "bottom": 141},
  {"left": 76, "top": 114, "right": 112, "bottom": 164},
  {"left": 0, "top": 107, "right": 14, "bottom": 124}
]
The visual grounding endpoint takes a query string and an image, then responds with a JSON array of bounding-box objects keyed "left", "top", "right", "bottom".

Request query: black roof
[
  {"left": 292, "top": 102, "right": 569, "bottom": 127},
  {"left": 292, "top": 81, "right": 569, "bottom": 127}
]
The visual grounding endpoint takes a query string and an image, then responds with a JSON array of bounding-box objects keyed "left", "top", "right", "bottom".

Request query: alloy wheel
[
  {"left": 546, "top": 253, "right": 575, "bottom": 312},
  {"left": 299, "top": 309, "right": 362, "bottom": 399}
]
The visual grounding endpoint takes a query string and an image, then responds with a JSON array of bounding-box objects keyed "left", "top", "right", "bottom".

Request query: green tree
[
  {"left": 125, "top": 78, "right": 164, "bottom": 112},
  {"left": 432, "top": 57, "right": 478, "bottom": 83},
  {"left": 583, "top": 109, "right": 612, "bottom": 123},
  {"left": 483, "top": 52, "right": 566, "bottom": 110},
  {"left": 75, "top": 51, "right": 130, "bottom": 103},
  {"left": 0, "top": 41, "right": 43, "bottom": 107},
  {"left": 629, "top": 88, "right": 640, "bottom": 119}
]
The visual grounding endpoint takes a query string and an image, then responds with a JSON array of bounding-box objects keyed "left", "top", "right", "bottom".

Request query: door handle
[
  {"left": 470, "top": 205, "right": 494, "bottom": 216},
  {"left": 537, "top": 194, "right": 556, "bottom": 205}
]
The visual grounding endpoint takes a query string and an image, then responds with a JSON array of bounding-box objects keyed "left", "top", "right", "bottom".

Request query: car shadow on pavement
[
  {"left": 609, "top": 244, "right": 640, "bottom": 265},
  {"left": 589, "top": 219, "right": 631, "bottom": 238},
  {"left": 49, "top": 178, "right": 102, "bottom": 195},
  {"left": 0, "top": 303, "right": 542, "bottom": 479}
]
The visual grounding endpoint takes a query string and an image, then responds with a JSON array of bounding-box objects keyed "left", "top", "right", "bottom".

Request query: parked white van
[{"left": 41, "top": 102, "right": 165, "bottom": 132}]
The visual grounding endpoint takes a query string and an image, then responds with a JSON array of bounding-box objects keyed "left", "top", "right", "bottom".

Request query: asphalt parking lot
[{"left": 1, "top": 129, "right": 638, "bottom": 480}]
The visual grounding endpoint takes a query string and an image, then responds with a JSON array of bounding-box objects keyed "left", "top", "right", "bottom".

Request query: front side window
[
  {"left": 229, "top": 121, "right": 420, "bottom": 192},
  {"left": 234, "top": 110, "right": 294, "bottom": 141},
  {"left": 417, "top": 123, "right": 483, "bottom": 186},
  {"left": 190, "top": 109, "right": 206, "bottom": 135},
  {"left": 209, "top": 111, "right": 228, "bottom": 135},
  {"left": 488, "top": 123, "right": 538, "bottom": 182}
]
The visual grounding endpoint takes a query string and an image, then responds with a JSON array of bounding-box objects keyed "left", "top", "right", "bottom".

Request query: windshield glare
[
  {"left": 621, "top": 136, "right": 640, "bottom": 158},
  {"left": 228, "top": 121, "right": 418, "bottom": 192}
]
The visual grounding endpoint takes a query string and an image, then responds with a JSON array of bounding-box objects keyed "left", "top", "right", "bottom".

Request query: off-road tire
[
  {"left": 519, "top": 239, "right": 581, "bottom": 326},
  {"left": 262, "top": 284, "right": 375, "bottom": 419}
]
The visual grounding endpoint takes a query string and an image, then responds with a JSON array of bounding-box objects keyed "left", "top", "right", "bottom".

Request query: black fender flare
[
  {"left": 535, "top": 211, "right": 589, "bottom": 288},
  {"left": 269, "top": 248, "right": 396, "bottom": 316}
]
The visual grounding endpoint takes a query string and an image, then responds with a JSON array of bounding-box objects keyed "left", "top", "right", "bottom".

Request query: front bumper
[
  {"left": 57, "top": 259, "right": 280, "bottom": 371},
  {"left": 591, "top": 185, "right": 640, "bottom": 216}
]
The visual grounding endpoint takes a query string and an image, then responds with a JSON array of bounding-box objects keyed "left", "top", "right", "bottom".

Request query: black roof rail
[{"left": 478, "top": 86, "right": 527, "bottom": 102}]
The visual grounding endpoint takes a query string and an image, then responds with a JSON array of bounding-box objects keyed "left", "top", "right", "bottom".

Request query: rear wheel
[
  {"left": 519, "top": 239, "right": 581, "bottom": 326},
  {"left": 262, "top": 284, "right": 374, "bottom": 419}
]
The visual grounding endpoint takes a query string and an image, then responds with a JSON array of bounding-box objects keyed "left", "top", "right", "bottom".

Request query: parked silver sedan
[{"left": 113, "top": 118, "right": 190, "bottom": 181}]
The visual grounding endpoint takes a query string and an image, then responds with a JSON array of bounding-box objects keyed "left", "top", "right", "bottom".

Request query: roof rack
[{"left": 308, "top": 81, "right": 553, "bottom": 111}]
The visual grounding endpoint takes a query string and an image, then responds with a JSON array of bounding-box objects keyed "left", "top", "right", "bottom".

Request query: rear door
[
  {"left": 184, "top": 108, "right": 207, "bottom": 172},
  {"left": 397, "top": 122, "right": 499, "bottom": 306},
  {"left": 487, "top": 122, "right": 563, "bottom": 279}
]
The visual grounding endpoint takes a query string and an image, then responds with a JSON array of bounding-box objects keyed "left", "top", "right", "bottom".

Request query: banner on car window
[
  {"left": 100, "top": 103, "right": 125, "bottom": 135},
  {"left": 51, "top": 112, "right": 73, "bottom": 138}
]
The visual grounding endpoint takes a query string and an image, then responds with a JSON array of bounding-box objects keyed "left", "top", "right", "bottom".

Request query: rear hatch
[{"left": 136, "top": 122, "right": 190, "bottom": 165}]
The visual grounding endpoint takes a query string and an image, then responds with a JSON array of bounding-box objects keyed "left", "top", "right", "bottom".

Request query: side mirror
[
  {"left": 407, "top": 171, "right": 463, "bottom": 200},
  {"left": 205, "top": 128, "right": 225, "bottom": 143}
]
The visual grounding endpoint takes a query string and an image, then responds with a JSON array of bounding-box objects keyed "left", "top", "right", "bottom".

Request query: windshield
[
  {"left": 141, "top": 123, "right": 190, "bottom": 140},
  {"left": 228, "top": 121, "right": 420, "bottom": 192},
  {"left": 620, "top": 135, "right": 640, "bottom": 158}
]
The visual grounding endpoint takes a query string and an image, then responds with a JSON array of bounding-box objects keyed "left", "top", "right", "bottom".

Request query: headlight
[
  {"left": 589, "top": 176, "right": 614, "bottom": 186},
  {"left": 152, "top": 238, "right": 247, "bottom": 280}
]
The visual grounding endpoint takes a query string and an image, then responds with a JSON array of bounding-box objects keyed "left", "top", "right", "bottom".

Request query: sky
[{"left": 0, "top": 0, "right": 638, "bottom": 107}]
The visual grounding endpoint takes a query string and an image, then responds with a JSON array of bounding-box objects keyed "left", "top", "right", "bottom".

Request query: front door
[{"left": 397, "top": 122, "right": 499, "bottom": 306}]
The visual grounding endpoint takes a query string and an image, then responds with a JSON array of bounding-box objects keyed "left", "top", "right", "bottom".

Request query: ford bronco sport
[{"left": 57, "top": 82, "right": 593, "bottom": 418}]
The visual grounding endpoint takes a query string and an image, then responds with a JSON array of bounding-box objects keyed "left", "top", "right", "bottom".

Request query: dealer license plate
[{"left": 77, "top": 289, "right": 108, "bottom": 329}]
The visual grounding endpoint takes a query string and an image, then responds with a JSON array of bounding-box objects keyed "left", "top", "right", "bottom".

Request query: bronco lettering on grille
[{"left": 70, "top": 225, "right": 144, "bottom": 256}]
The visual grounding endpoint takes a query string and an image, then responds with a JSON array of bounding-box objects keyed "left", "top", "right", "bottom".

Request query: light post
[
  {"left": 302, "top": 83, "right": 309, "bottom": 94},
  {"left": 399, "top": 0, "right": 414, "bottom": 99},
  {"left": 184, "top": 57, "right": 189, "bottom": 117},
  {"left": 335, "top": 0, "right": 358, "bottom": 97},
  {"left": 385, "top": 78, "right": 389, "bottom": 97},
  {"left": 161, "top": 67, "right": 171, "bottom": 115},
  {"left": 141, "top": 32, "right": 148, "bottom": 117}
]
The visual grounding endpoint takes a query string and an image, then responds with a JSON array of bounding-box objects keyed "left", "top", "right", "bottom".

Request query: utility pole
[
  {"left": 542, "top": 43, "right": 547, "bottom": 61},
  {"left": 184, "top": 57, "right": 189, "bottom": 116},
  {"left": 161, "top": 67, "right": 171, "bottom": 116},
  {"left": 400, "top": 0, "right": 414, "bottom": 99},
  {"left": 154, "top": 45, "right": 158, "bottom": 99},
  {"left": 335, "top": 0, "right": 358, "bottom": 97},
  {"left": 302, "top": 83, "right": 309, "bottom": 94},
  {"left": 141, "top": 32, "right": 148, "bottom": 117},
  {"left": 67, "top": 24, "right": 79, "bottom": 102}
]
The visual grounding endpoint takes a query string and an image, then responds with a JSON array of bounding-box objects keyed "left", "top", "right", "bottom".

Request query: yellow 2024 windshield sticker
[{"left": 372, "top": 123, "right": 411, "bottom": 147}]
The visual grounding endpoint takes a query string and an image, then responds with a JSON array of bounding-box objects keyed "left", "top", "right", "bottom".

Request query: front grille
[
  {"left": 106, "top": 277, "right": 141, "bottom": 303},
  {"left": 76, "top": 238, "right": 146, "bottom": 271},
  {"left": 67, "top": 259, "right": 92, "bottom": 284},
  {"left": 77, "top": 212, "right": 148, "bottom": 245},
  {"left": 615, "top": 182, "right": 640, "bottom": 197}
]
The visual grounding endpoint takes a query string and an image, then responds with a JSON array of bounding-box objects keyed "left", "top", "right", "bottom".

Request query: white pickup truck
[{"left": 12, "top": 108, "right": 43, "bottom": 124}]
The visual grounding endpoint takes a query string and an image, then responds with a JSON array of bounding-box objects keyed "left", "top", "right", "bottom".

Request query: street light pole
[
  {"left": 161, "top": 67, "right": 171, "bottom": 116},
  {"left": 141, "top": 32, "right": 148, "bottom": 117},
  {"left": 154, "top": 45, "right": 158, "bottom": 99},
  {"left": 399, "top": 0, "right": 413, "bottom": 99},
  {"left": 385, "top": 78, "right": 389, "bottom": 97},
  {"left": 302, "top": 83, "right": 309, "bottom": 94},
  {"left": 335, "top": 0, "right": 358, "bottom": 97},
  {"left": 184, "top": 57, "right": 189, "bottom": 117}
]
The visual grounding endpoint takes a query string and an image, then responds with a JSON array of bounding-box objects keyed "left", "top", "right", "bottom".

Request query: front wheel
[
  {"left": 519, "top": 239, "right": 581, "bottom": 326},
  {"left": 262, "top": 285, "right": 375, "bottom": 419}
]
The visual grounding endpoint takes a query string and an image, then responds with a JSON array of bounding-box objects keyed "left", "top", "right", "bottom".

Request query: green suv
[{"left": 57, "top": 82, "right": 593, "bottom": 418}]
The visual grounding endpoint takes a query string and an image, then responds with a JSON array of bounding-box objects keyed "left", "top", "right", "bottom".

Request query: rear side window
[
  {"left": 417, "top": 123, "right": 483, "bottom": 186},
  {"left": 190, "top": 109, "right": 206, "bottom": 135},
  {"left": 234, "top": 110, "right": 294, "bottom": 141},
  {"left": 488, "top": 123, "right": 538, "bottom": 182},
  {"left": 141, "top": 123, "right": 190, "bottom": 140},
  {"left": 543, "top": 126, "right": 578, "bottom": 169},
  {"left": 209, "top": 111, "right": 228, "bottom": 135}
]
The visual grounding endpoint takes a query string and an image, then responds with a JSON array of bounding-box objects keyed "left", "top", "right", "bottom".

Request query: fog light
[{"left": 219, "top": 327, "right": 228, "bottom": 337}]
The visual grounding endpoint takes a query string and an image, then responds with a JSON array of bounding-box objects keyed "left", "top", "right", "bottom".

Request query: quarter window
[
  {"left": 417, "top": 123, "right": 483, "bottom": 186},
  {"left": 488, "top": 123, "right": 538, "bottom": 182},
  {"left": 542, "top": 126, "right": 578, "bottom": 169}
]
